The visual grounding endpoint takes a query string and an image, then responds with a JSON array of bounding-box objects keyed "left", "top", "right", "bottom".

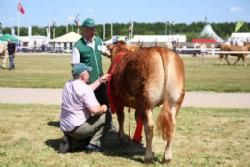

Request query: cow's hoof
[
  {"left": 144, "top": 158, "right": 154, "bottom": 164},
  {"left": 162, "top": 158, "right": 171, "bottom": 164},
  {"left": 144, "top": 152, "right": 154, "bottom": 163}
]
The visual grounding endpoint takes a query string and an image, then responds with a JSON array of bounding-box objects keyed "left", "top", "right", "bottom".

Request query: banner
[
  {"left": 235, "top": 21, "right": 244, "bottom": 32},
  {"left": 18, "top": 1, "right": 25, "bottom": 15}
]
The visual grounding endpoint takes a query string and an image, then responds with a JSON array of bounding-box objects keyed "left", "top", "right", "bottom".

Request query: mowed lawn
[
  {"left": 0, "top": 104, "right": 249, "bottom": 167},
  {"left": 0, "top": 53, "right": 250, "bottom": 92},
  {"left": 0, "top": 53, "right": 250, "bottom": 166}
]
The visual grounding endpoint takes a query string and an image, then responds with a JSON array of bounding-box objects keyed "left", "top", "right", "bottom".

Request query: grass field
[
  {"left": 0, "top": 104, "right": 249, "bottom": 167},
  {"left": 0, "top": 53, "right": 250, "bottom": 92}
]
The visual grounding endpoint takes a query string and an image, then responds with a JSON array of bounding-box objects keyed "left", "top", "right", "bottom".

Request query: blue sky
[{"left": 0, "top": 0, "right": 249, "bottom": 27}]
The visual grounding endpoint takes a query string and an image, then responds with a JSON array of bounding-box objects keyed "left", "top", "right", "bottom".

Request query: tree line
[{"left": 2, "top": 21, "right": 250, "bottom": 42}]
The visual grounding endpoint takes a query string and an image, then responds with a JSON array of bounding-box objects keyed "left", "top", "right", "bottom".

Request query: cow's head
[{"left": 106, "top": 41, "right": 140, "bottom": 62}]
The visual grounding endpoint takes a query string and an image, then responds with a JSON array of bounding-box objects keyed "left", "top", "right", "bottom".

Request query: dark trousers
[
  {"left": 94, "top": 83, "right": 112, "bottom": 127},
  {"left": 9, "top": 55, "right": 15, "bottom": 70},
  {"left": 94, "top": 83, "right": 109, "bottom": 106},
  {"left": 68, "top": 113, "right": 109, "bottom": 147}
]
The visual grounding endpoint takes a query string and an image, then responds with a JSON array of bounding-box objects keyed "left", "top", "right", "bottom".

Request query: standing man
[
  {"left": 7, "top": 40, "right": 16, "bottom": 70},
  {"left": 71, "top": 18, "right": 114, "bottom": 130}
]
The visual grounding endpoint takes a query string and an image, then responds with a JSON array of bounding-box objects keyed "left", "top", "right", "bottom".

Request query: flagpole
[
  {"left": 66, "top": 20, "right": 68, "bottom": 33},
  {"left": 103, "top": 22, "right": 105, "bottom": 40},
  {"left": 17, "top": 0, "right": 20, "bottom": 44},
  {"left": 111, "top": 21, "right": 113, "bottom": 38}
]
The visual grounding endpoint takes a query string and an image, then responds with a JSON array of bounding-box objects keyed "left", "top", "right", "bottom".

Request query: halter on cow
[{"left": 106, "top": 41, "right": 185, "bottom": 163}]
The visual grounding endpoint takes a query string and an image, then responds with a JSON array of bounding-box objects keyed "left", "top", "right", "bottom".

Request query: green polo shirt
[{"left": 74, "top": 37, "right": 103, "bottom": 83}]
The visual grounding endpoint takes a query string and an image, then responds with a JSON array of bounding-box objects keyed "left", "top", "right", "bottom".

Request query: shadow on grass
[
  {"left": 45, "top": 130, "right": 145, "bottom": 163},
  {"left": 47, "top": 121, "right": 60, "bottom": 128},
  {"left": 102, "top": 131, "right": 145, "bottom": 163}
]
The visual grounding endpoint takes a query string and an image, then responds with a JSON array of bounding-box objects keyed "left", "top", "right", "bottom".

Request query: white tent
[
  {"left": 199, "top": 24, "right": 224, "bottom": 42},
  {"left": 229, "top": 32, "right": 250, "bottom": 42},
  {"left": 50, "top": 31, "right": 81, "bottom": 43},
  {"left": 129, "top": 35, "right": 186, "bottom": 43},
  {"left": 50, "top": 32, "right": 81, "bottom": 53}
]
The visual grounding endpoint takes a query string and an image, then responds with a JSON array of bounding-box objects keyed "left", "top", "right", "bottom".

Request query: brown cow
[
  {"left": 106, "top": 42, "right": 185, "bottom": 163},
  {"left": 219, "top": 43, "right": 250, "bottom": 66},
  {"left": 0, "top": 43, "right": 8, "bottom": 68}
]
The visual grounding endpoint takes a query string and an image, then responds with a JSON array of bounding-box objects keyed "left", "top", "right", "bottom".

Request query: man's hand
[{"left": 99, "top": 74, "right": 110, "bottom": 83}]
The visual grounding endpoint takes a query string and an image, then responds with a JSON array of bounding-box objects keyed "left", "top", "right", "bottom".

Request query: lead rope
[{"left": 128, "top": 107, "right": 131, "bottom": 139}]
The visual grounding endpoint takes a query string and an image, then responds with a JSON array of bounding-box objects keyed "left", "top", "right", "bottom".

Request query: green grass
[
  {"left": 0, "top": 53, "right": 250, "bottom": 92},
  {"left": 184, "top": 57, "right": 250, "bottom": 92},
  {"left": 0, "top": 104, "right": 249, "bottom": 167}
]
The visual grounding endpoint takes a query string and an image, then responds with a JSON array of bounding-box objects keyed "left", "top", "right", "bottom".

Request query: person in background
[
  {"left": 71, "top": 18, "right": 115, "bottom": 131},
  {"left": 7, "top": 40, "right": 16, "bottom": 70},
  {"left": 59, "top": 63, "right": 111, "bottom": 153}
]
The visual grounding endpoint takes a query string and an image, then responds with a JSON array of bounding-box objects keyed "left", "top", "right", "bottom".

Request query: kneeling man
[{"left": 59, "top": 63, "right": 110, "bottom": 153}]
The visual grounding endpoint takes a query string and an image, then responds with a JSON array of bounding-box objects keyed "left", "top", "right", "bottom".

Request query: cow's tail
[{"left": 157, "top": 48, "right": 173, "bottom": 141}]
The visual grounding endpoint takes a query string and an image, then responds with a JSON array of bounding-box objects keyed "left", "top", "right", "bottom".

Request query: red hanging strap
[{"left": 107, "top": 51, "right": 127, "bottom": 113}]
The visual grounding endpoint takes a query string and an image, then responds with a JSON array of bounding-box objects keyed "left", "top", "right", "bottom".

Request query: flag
[
  {"left": 235, "top": 21, "right": 244, "bottom": 32},
  {"left": 74, "top": 14, "right": 80, "bottom": 26},
  {"left": 18, "top": 1, "right": 25, "bottom": 15}
]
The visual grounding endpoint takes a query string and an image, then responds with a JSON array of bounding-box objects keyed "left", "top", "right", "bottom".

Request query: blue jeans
[{"left": 9, "top": 55, "right": 15, "bottom": 70}]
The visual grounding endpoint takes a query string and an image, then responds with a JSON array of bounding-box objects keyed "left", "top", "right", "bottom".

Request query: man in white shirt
[{"left": 59, "top": 63, "right": 110, "bottom": 153}]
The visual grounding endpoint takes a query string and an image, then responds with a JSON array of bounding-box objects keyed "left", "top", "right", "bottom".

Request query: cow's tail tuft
[{"left": 157, "top": 48, "right": 173, "bottom": 141}]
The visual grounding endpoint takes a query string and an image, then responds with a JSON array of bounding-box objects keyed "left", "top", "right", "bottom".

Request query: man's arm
[
  {"left": 71, "top": 47, "right": 80, "bottom": 65},
  {"left": 89, "top": 74, "right": 110, "bottom": 90},
  {"left": 88, "top": 104, "right": 107, "bottom": 116}
]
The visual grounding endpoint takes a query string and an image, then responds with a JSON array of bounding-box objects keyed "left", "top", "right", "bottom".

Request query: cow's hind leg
[
  {"left": 225, "top": 55, "right": 231, "bottom": 65},
  {"left": 233, "top": 56, "right": 241, "bottom": 65},
  {"left": 163, "top": 91, "right": 184, "bottom": 163},
  {"left": 144, "top": 108, "right": 154, "bottom": 163},
  {"left": 242, "top": 55, "right": 247, "bottom": 66}
]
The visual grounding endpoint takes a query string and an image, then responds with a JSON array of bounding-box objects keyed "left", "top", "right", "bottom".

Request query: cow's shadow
[{"left": 45, "top": 121, "right": 145, "bottom": 163}]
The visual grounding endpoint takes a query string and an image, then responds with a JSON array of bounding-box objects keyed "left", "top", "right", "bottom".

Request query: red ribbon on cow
[
  {"left": 107, "top": 51, "right": 127, "bottom": 114},
  {"left": 133, "top": 118, "right": 143, "bottom": 143},
  {"left": 107, "top": 51, "right": 143, "bottom": 143}
]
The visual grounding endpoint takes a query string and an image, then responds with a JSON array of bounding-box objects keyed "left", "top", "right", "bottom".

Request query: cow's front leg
[
  {"left": 116, "top": 105, "right": 125, "bottom": 141},
  {"left": 218, "top": 54, "right": 224, "bottom": 65},
  {"left": 144, "top": 108, "right": 154, "bottom": 163}
]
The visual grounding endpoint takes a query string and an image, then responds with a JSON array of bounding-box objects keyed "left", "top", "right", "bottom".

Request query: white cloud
[{"left": 229, "top": 6, "right": 242, "bottom": 12}]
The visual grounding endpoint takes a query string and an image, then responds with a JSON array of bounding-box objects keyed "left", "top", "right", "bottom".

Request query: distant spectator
[
  {"left": 41, "top": 44, "right": 45, "bottom": 52},
  {"left": 200, "top": 44, "right": 207, "bottom": 57},
  {"left": 7, "top": 40, "right": 16, "bottom": 70}
]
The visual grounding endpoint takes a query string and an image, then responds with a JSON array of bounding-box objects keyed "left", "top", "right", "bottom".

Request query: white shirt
[
  {"left": 60, "top": 79, "right": 100, "bottom": 132},
  {"left": 71, "top": 36, "right": 96, "bottom": 65}
]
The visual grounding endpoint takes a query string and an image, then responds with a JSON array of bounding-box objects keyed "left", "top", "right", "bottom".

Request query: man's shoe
[
  {"left": 58, "top": 135, "right": 72, "bottom": 153},
  {"left": 85, "top": 143, "right": 103, "bottom": 152}
]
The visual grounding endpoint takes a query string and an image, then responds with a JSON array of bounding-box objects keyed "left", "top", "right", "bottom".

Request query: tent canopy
[
  {"left": 199, "top": 24, "right": 224, "bottom": 42},
  {"left": 50, "top": 32, "right": 81, "bottom": 43},
  {"left": 0, "top": 33, "right": 18, "bottom": 42}
]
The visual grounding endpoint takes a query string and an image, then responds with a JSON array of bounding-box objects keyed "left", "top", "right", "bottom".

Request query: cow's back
[{"left": 111, "top": 47, "right": 182, "bottom": 108}]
